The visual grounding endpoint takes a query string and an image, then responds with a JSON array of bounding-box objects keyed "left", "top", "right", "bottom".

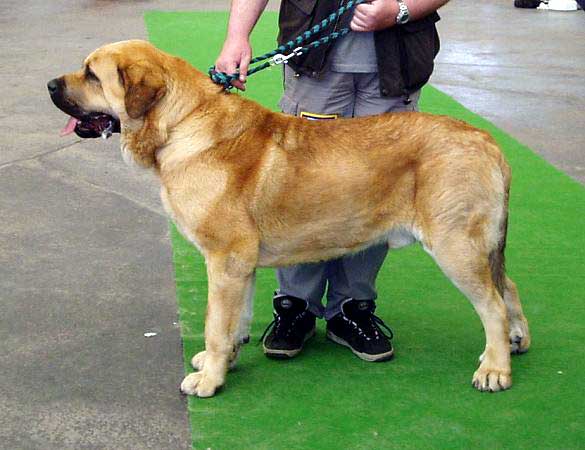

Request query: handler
[{"left": 214, "top": 0, "right": 448, "bottom": 362}]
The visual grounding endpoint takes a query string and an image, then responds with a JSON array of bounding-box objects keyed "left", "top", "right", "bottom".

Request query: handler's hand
[
  {"left": 215, "top": 36, "right": 252, "bottom": 91},
  {"left": 350, "top": 0, "right": 399, "bottom": 32}
]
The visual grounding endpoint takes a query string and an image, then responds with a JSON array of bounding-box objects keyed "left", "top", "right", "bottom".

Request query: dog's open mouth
[{"left": 61, "top": 113, "right": 121, "bottom": 139}]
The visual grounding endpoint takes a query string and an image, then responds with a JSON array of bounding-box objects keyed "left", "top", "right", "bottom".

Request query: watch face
[{"left": 397, "top": 3, "right": 410, "bottom": 24}]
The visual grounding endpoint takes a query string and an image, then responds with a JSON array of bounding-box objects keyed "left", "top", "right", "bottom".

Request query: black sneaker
[
  {"left": 326, "top": 299, "right": 394, "bottom": 362},
  {"left": 261, "top": 294, "right": 316, "bottom": 359},
  {"left": 514, "top": 0, "right": 541, "bottom": 8}
]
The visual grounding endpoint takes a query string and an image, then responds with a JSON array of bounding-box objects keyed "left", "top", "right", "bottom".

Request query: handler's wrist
[
  {"left": 382, "top": 0, "right": 400, "bottom": 28},
  {"left": 226, "top": 29, "right": 250, "bottom": 43}
]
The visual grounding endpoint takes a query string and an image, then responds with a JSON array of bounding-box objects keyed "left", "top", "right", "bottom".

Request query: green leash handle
[{"left": 209, "top": 0, "right": 366, "bottom": 90}]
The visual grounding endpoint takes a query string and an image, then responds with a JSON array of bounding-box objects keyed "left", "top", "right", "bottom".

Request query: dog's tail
[{"left": 488, "top": 162, "right": 511, "bottom": 298}]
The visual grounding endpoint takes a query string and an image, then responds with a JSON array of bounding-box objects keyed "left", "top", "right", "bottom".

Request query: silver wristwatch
[{"left": 395, "top": 0, "right": 410, "bottom": 25}]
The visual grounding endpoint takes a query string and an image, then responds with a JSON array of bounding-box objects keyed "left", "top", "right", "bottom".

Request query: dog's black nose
[{"left": 47, "top": 78, "right": 62, "bottom": 95}]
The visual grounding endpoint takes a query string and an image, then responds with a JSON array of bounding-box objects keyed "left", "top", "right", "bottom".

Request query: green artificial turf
[{"left": 145, "top": 11, "right": 585, "bottom": 450}]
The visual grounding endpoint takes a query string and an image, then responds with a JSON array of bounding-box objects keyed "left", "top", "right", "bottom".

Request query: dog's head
[{"left": 48, "top": 40, "right": 170, "bottom": 166}]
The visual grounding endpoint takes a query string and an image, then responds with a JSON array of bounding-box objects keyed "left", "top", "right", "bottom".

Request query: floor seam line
[
  {"left": 0, "top": 139, "right": 83, "bottom": 170},
  {"left": 29, "top": 156, "right": 168, "bottom": 219},
  {"left": 78, "top": 178, "right": 167, "bottom": 218}
]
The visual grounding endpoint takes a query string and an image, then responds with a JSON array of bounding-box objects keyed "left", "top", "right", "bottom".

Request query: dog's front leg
[
  {"left": 181, "top": 249, "right": 256, "bottom": 398},
  {"left": 190, "top": 271, "right": 255, "bottom": 372}
]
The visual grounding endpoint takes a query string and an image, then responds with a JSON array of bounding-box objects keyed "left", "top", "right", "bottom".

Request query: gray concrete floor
[
  {"left": 434, "top": 1, "right": 585, "bottom": 184},
  {"left": 0, "top": 1, "right": 582, "bottom": 449}
]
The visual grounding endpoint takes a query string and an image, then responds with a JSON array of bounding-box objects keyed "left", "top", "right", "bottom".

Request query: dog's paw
[
  {"left": 472, "top": 368, "right": 512, "bottom": 392},
  {"left": 191, "top": 350, "right": 239, "bottom": 371},
  {"left": 509, "top": 322, "right": 531, "bottom": 354},
  {"left": 180, "top": 372, "right": 222, "bottom": 398},
  {"left": 191, "top": 351, "right": 207, "bottom": 371}
]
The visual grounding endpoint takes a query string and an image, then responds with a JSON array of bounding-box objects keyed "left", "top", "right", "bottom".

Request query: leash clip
[
  {"left": 101, "top": 121, "right": 114, "bottom": 140},
  {"left": 271, "top": 47, "right": 304, "bottom": 66}
]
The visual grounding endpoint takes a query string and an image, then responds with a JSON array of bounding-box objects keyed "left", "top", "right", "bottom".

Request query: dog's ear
[{"left": 120, "top": 61, "right": 166, "bottom": 119}]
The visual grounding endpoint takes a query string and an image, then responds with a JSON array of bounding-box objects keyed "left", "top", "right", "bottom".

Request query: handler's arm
[
  {"left": 351, "top": 0, "right": 449, "bottom": 32},
  {"left": 215, "top": 0, "right": 269, "bottom": 90}
]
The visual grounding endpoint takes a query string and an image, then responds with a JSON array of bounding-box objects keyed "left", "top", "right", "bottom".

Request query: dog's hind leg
[
  {"left": 484, "top": 190, "right": 530, "bottom": 355},
  {"left": 503, "top": 276, "right": 530, "bottom": 354},
  {"left": 427, "top": 236, "right": 512, "bottom": 392},
  {"left": 181, "top": 240, "right": 258, "bottom": 398},
  {"left": 236, "top": 270, "right": 255, "bottom": 346}
]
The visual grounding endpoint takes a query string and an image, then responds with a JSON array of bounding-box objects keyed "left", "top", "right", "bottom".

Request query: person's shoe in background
[
  {"left": 261, "top": 294, "right": 316, "bottom": 358},
  {"left": 326, "top": 299, "right": 394, "bottom": 362}
]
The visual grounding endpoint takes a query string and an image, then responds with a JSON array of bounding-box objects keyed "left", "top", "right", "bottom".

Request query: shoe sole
[
  {"left": 263, "top": 327, "right": 316, "bottom": 359},
  {"left": 326, "top": 330, "right": 394, "bottom": 362}
]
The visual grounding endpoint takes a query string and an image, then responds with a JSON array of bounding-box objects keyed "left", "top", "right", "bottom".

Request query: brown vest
[{"left": 277, "top": 0, "right": 441, "bottom": 98}]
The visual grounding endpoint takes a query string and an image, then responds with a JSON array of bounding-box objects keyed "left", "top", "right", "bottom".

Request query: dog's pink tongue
[{"left": 60, "top": 117, "right": 79, "bottom": 136}]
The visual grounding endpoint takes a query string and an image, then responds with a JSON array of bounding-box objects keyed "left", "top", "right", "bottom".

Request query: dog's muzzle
[{"left": 47, "top": 77, "right": 121, "bottom": 139}]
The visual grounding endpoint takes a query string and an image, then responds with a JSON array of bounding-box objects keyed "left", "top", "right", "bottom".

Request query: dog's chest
[
  {"left": 158, "top": 163, "right": 229, "bottom": 254},
  {"left": 160, "top": 186, "right": 206, "bottom": 254}
]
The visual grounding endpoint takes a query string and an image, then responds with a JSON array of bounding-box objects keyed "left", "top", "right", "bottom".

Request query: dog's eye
[{"left": 84, "top": 66, "right": 100, "bottom": 83}]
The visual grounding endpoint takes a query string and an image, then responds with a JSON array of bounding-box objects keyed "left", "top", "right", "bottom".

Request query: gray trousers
[{"left": 277, "top": 66, "right": 420, "bottom": 320}]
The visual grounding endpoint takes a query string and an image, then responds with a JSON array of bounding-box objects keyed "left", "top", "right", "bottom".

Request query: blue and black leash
[{"left": 209, "top": 0, "right": 366, "bottom": 90}]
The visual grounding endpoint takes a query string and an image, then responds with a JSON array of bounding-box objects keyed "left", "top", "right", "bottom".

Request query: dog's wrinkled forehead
[
  {"left": 86, "top": 40, "right": 161, "bottom": 69},
  {"left": 83, "top": 46, "right": 121, "bottom": 75}
]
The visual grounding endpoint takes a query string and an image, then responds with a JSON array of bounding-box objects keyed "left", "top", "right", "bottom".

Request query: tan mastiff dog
[{"left": 48, "top": 40, "right": 530, "bottom": 398}]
